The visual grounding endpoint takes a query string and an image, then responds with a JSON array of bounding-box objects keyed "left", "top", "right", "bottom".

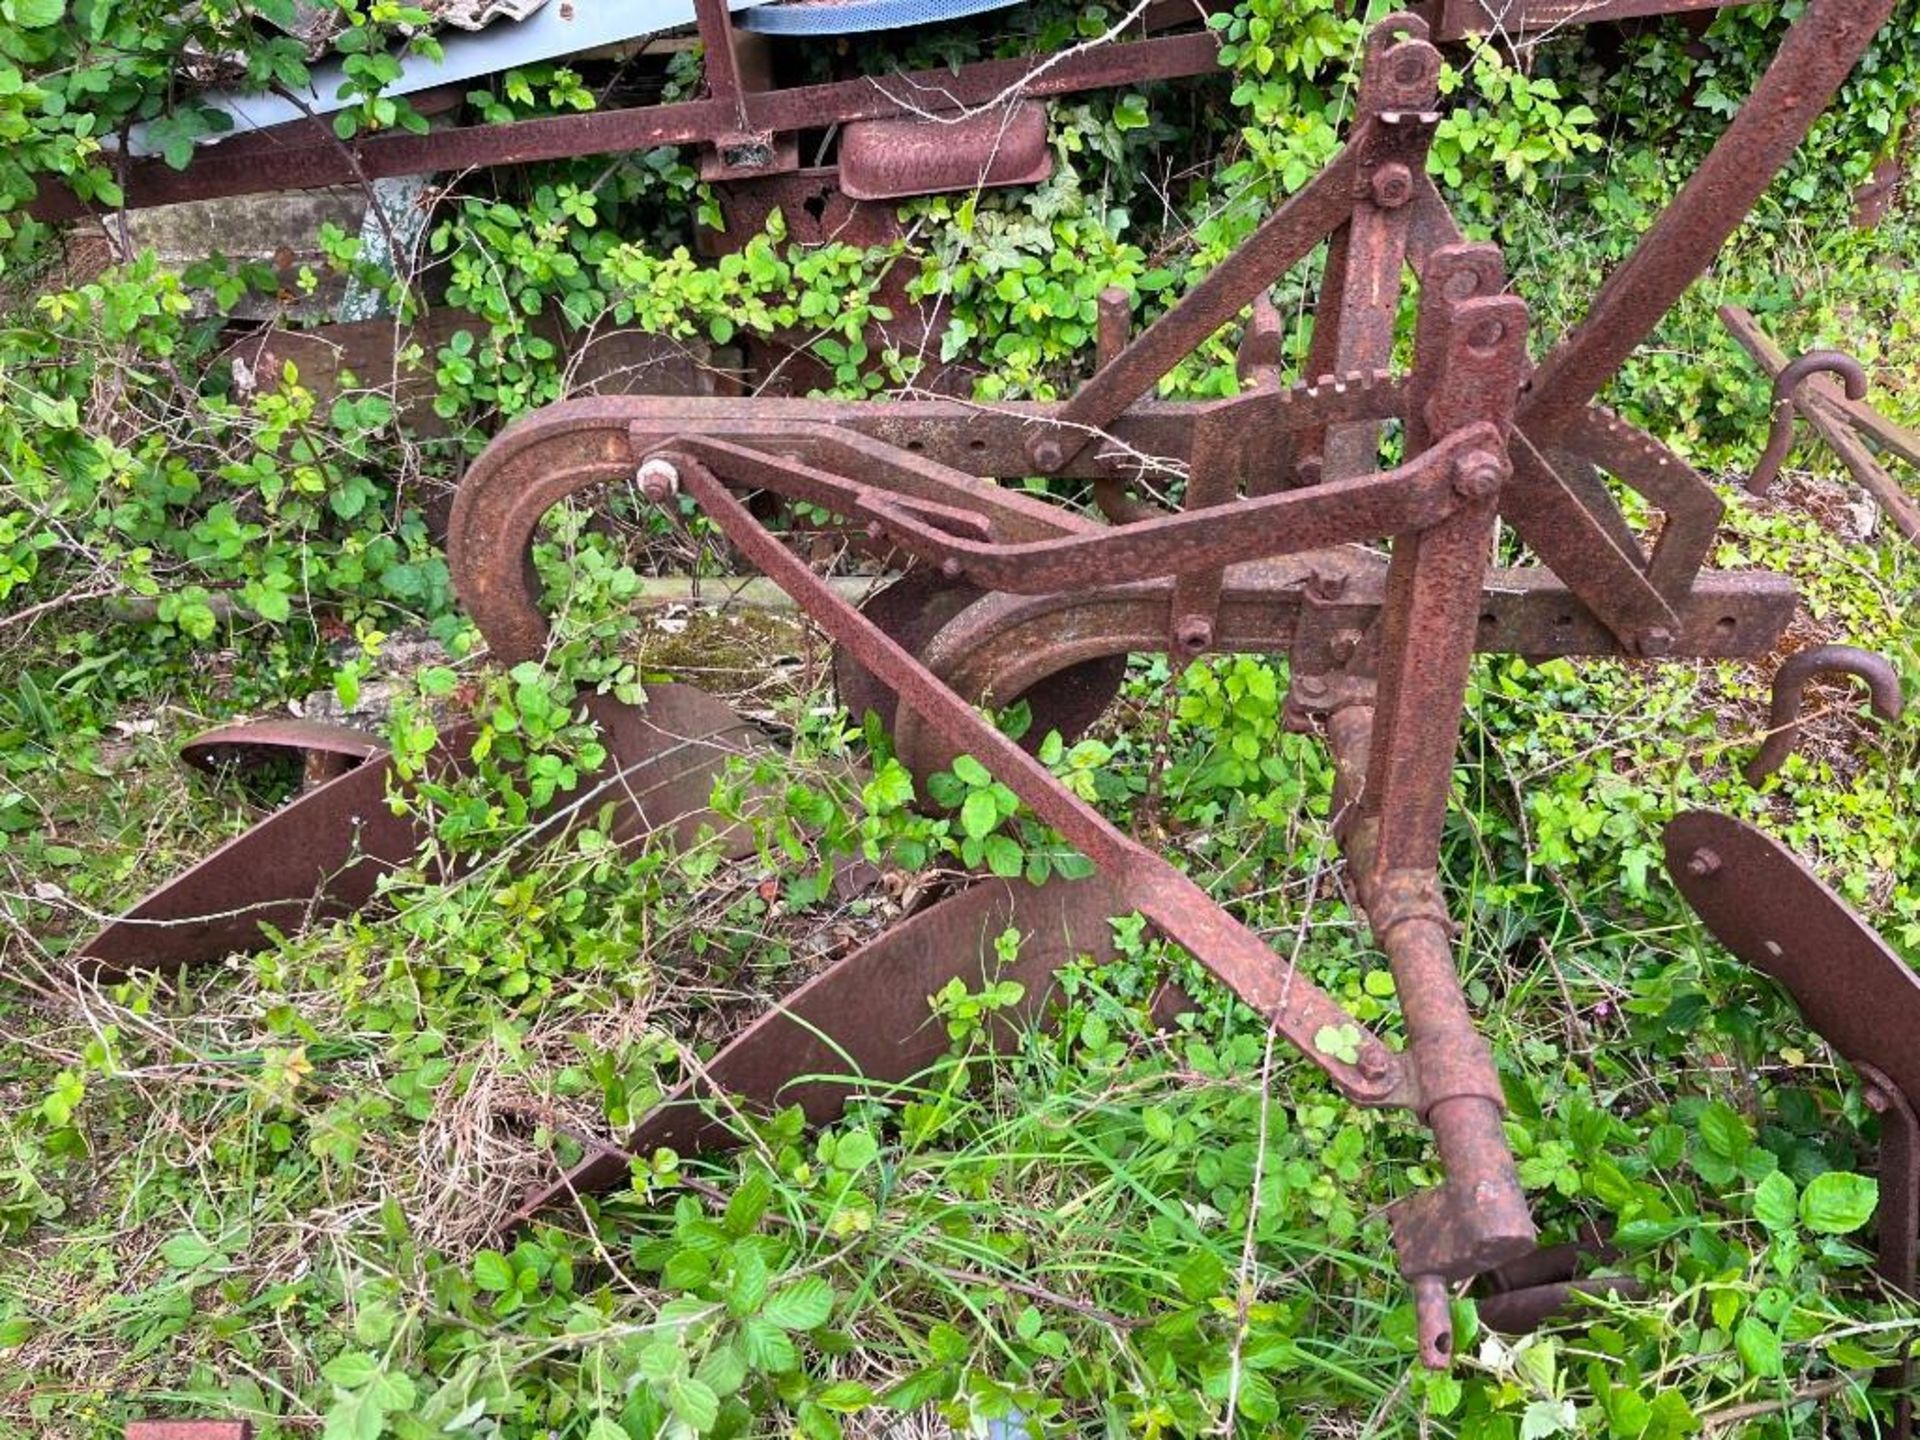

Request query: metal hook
[
  {"left": 1746, "top": 348, "right": 1869, "bottom": 496},
  {"left": 1745, "top": 643, "right": 1903, "bottom": 784}
]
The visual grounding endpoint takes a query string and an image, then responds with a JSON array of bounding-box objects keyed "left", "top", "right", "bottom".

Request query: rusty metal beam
[{"left": 32, "top": 30, "right": 1221, "bottom": 221}]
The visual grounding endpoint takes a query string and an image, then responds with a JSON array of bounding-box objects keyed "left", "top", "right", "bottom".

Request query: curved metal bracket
[
  {"left": 1745, "top": 643, "right": 1902, "bottom": 785},
  {"left": 1748, "top": 349, "right": 1869, "bottom": 497}
]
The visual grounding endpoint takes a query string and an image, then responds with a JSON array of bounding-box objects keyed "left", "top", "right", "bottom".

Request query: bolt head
[
  {"left": 1030, "top": 438, "right": 1067, "bottom": 473},
  {"left": 1358, "top": 1048, "right": 1391, "bottom": 1082},
  {"left": 1370, "top": 162, "right": 1414, "bottom": 209},
  {"left": 1686, "top": 847, "right": 1721, "bottom": 878},
  {"left": 636, "top": 457, "right": 680, "bottom": 503},
  {"left": 1638, "top": 625, "right": 1675, "bottom": 658},
  {"left": 1175, "top": 615, "right": 1213, "bottom": 654},
  {"left": 939, "top": 557, "right": 965, "bottom": 581},
  {"left": 1452, "top": 451, "right": 1505, "bottom": 501}
]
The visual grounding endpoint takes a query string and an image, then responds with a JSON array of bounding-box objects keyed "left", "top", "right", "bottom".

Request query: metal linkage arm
[{"left": 666, "top": 427, "right": 1495, "bottom": 595}]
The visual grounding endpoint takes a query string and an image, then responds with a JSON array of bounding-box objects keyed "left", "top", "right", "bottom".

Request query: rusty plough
[{"left": 72, "top": 0, "right": 1919, "bottom": 1415}]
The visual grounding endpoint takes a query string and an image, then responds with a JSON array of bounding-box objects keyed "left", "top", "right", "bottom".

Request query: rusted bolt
[
  {"left": 939, "top": 557, "right": 965, "bottom": 581},
  {"left": 1442, "top": 268, "right": 1483, "bottom": 302},
  {"left": 1328, "top": 630, "right": 1362, "bottom": 664},
  {"left": 1175, "top": 614, "right": 1213, "bottom": 654},
  {"left": 1452, "top": 452, "right": 1504, "bottom": 501},
  {"left": 1370, "top": 162, "right": 1414, "bottom": 209},
  {"left": 1358, "top": 1047, "right": 1391, "bottom": 1082},
  {"left": 1394, "top": 47, "right": 1435, "bottom": 89},
  {"left": 1294, "top": 673, "right": 1329, "bottom": 700},
  {"left": 1638, "top": 626, "right": 1675, "bottom": 658},
  {"left": 864, "top": 520, "right": 886, "bottom": 541},
  {"left": 1686, "top": 847, "right": 1721, "bottom": 878},
  {"left": 1468, "top": 316, "right": 1508, "bottom": 353},
  {"left": 636, "top": 457, "right": 680, "bottom": 503},
  {"left": 1030, "top": 438, "right": 1067, "bottom": 473}
]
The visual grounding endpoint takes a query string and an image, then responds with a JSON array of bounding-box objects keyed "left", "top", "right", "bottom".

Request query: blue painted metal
[{"left": 740, "top": 0, "right": 1023, "bottom": 35}]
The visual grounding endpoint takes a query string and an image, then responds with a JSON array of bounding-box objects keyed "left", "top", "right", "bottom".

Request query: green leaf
[
  {"left": 1642, "top": 1389, "right": 1698, "bottom": 1440},
  {"left": 1696, "top": 1101, "right": 1750, "bottom": 1161},
  {"left": 1752, "top": 1171, "right": 1797, "bottom": 1234},
  {"left": 814, "top": 1380, "right": 876, "bottom": 1412},
  {"left": 669, "top": 1375, "right": 719, "bottom": 1431},
  {"left": 1514, "top": 1336, "right": 1557, "bottom": 1394},
  {"left": 1175, "top": 1246, "right": 1226, "bottom": 1302},
  {"left": 762, "top": 1276, "right": 834, "bottom": 1331},
  {"left": 1800, "top": 1171, "right": 1878, "bottom": 1235},
  {"left": 352, "top": 1301, "right": 396, "bottom": 1346},
  {"left": 366, "top": 1369, "right": 415, "bottom": 1413},
  {"left": 471, "top": 1249, "right": 514, "bottom": 1292},
  {"left": 321, "top": 1352, "right": 380, "bottom": 1388},
  {"left": 1735, "top": 1316, "right": 1783, "bottom": 1378},
  {"left": 959, "top": 788, "right": 997, "bottom": 840},
  {"left": 587, "top": 1419, "right": 630, "bottom": 1440},
  {"left": 982, "top": 834, "right": 1023, "bottom": 879},
  {"left": 950, "top": 755, "right": 990, "bottom": 787},
  {"left": 1312, "top": 1024, "right": 1361, "bottom": 1065},
  {"left": 832, "top": 1129, "right": 878, "bottom": 1171},
  {"left": 6, "top": 0, "right": 64, "bottom": 29},
  {"left": 322, "top": 1386, "right": 385, "bottom": 1440},
  {"left": 640, "top": 1340, "right": 686, "bottom": 1384},
  {"left": 1521, "top": 1399, "right": 1576, "bottom": 1440},
  {"left": 696, "top": 1340, "right": 748, "bottom": 1398},
  {"left": 740, "top": 1316, "right": 797, "bottom": 1372},
  {"left": 159, "top": 1232, "right": 220, "bottom": 1269},
  {"left": 727, "top": 1245, "right": 769, "bottom": 1316}
]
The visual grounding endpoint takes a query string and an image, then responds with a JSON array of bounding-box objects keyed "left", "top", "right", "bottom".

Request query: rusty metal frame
[
  {"left": 86, "top": 0, "right": 1905, "bottom": 1389},
  {"left": 461, "top": 246, "right": 1539, "bottom": 1362},
  {"left": 31, "top": 25, "right": 1221, "bottom": 222},
  {"left": 35, "top": 0, "right": 1776, "bottom": 227},
  {"left": 425, "top": 0, "right": 1901, "bottom": 1364}
]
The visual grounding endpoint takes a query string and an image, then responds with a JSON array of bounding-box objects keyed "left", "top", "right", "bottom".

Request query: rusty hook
[
  {"left": 1747, "top": 349, "right": 1869, "bottom": 496},
  {"left": 1745, "top": 643, "right": 1903, "bottom": 784}
]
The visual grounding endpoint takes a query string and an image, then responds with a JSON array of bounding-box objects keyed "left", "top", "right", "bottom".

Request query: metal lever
[
  {"left": 1745, "top": 643, "right": 1902, "bottom": 784},
  {"left": 1748, "top": 349, "right": 1869, "bottom": 496}
]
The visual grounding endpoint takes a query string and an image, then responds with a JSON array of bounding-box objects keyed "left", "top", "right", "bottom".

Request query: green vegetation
[{"left": 4, "top": 1, "right": 1920, "bottom": 1436}]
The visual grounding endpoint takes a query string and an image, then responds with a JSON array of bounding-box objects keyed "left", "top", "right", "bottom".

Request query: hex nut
[{"left": 1370, "top": 162, "right": 1414, "bottom": 209}]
